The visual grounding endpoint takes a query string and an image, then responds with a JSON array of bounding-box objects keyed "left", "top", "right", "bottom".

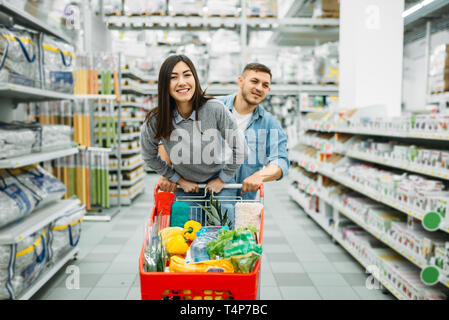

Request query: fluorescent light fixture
[{"left": 403, "top": 0, "right": 436, "bottom": 18}]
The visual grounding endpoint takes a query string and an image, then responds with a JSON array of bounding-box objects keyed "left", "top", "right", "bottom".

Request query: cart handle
[{"left": 154, "top": 183, "right": 264, "bottom": 198}]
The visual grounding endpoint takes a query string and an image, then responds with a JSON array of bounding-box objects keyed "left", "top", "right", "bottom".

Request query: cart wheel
[{"left": 381, "top": 285, "right": 389, "bottom": 295}]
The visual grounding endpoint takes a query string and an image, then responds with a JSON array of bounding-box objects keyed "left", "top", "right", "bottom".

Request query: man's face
[{"left": 238, "top": 70, "right": 271, "bottom": 106}]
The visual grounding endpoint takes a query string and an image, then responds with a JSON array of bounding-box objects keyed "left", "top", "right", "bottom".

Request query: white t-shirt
[{"left": 232, "top": 108, "right": 252, "bottom": 133}]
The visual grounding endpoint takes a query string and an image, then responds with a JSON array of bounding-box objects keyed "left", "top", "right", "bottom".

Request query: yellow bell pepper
[
  {"left": 183, "top": 220, "right": 202, "bottom": 241},
  {"left": 166, "top": 234, "right": 190, "bottom": 255},
  {"left": 159, "top": 227, "right": 183, "bottom": 249}
]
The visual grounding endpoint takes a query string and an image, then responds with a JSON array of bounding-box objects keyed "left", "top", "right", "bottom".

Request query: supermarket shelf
[
  {"left": 0, "top": 199, "right": 83, "bottom": 245},
  {"left": 110, "top": 160, "right": 144, "bottom": 171},
  {"left": 0, "top": 147, "right": 78, "bottom": 168},
  {"left": 121, "top": 85, "right": 151, "bottom": 95},
  {"left": 109, "top": 171, "right": 146, "bottom": 187},
  {"left": 289, "top": 186, "right": 408, "bottom": 300},
  {"left": 121, "top": 67, "right": 154, "bottom": 83},
  {"left": 317, "top": 167, "right": 449, "bottom": 234},
  {"left": 109, "top": 181, "right": 145, "bottom": 206},
  {"left": 0, "top": 83, "right": 75, "bottom": 102},
  {"left": 115, "top": 147, "right": 141, "bottom": 155},
  {"left": 75, "top": 94, "right": 117, "bottom": 100},
  {"left": 303, "top": 124, "right": 449, "bottom": 142},
  {"left": 106, "top": 15, "right": 339, "bottom": 31},
  {"left": 18, "top": 246, "right": 79, "bottom": 300},
  {"left": 328, "top": 196, "right": 426, "bottom": 270},
  {"left": 0, "top": 0, "right": 72, "bottom": 43},
  {"left": 300, "top": 108, "right": 330, "bottom": 113},
  {"left": 119, "top": 102, "right": 152, "bottom": 110},
  {"left": 403, "top": 0, "right": 449, "bottom": 26},
  {"left": 119, "top": 132, "right": 140, "bottom": 141},
  {"left": 428, "top": 92, "right": 449, "bottom": 103},
  {"left": 346, "top": 150, "right": 449, "bottom": 181}
]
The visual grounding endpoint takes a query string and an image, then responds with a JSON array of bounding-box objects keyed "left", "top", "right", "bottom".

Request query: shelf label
[
  {"left": 422, "top": 212, "right": 442, "bottom": 232},
  {"left": 420, "top": 266, "right": 440, "bottom": 286}
]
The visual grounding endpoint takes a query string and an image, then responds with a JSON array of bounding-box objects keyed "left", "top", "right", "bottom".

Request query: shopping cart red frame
[{"left": 139, "top": 184, "right": 264, "bottom": 300}]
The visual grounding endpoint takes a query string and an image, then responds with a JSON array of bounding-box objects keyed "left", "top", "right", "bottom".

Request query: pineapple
[{"left": 199, "top": 194, "right": 233, "bottom": 229}]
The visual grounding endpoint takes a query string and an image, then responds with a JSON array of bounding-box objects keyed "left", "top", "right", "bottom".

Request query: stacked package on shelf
[
  {"left": 0, "top": 165, "right": 67, "bottom": 229},
  {"left": 248, "top": 51, "right": 282, "bottom": 83},
  {"left": 0, "top": 26, "right": 40, "bottom": 87},
  {"left": 0, "top": 122, "right": 72, "bottom": 158},
  {"left": 313, "top": 0, "right": 340, "bottom": 18},
  {"left": 41, "top": 34, "right": 75, "bottom": 93},
  {"left": 103, "top": 0, "right": 122, "bottom": 15},
  {"left": 22, "top": 100, "right": 74, "bottom": 126},
  {"left": 247, "top": 0, "right": 277, "bottom": 17},
  {"left": 177, "top": 43, "right": 209, "bottom": 82},
  {"left": 0, "top": 228, "right": 47, "bottom": 300},
  {"left": 429, "top": 44, "right": 449, "bottom": 93},
  {"left": 315, "top": 42, "right": 339, "bottom": 84},
  {"left": 168, "top": 0, "right": 203, "bottom": 15},
  {"left": 48, "top": 205, "right": 84, "bottom": 262},
  {"left": 124, "top": 0, "right": 167, "bottom": 15},
  {"left": 208, "top": 29, "right": 241, "bottom": 83},
  {"left": 204, "top": 0, "right": 240, "bottom": 16},
  {"left": 278, "top": 47, "right": 321, "bottom": 84}
]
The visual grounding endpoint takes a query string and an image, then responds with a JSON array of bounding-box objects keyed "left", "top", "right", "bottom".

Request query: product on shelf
[
  {"left": 48, "top": 206, "right": 84, "bottom": 262},
  {"left": 0, "top": 228, "right": 47, "bottom": 300},
  {"left": 247, "top": 0, "right": 277, "bottom": 17},
  {"left": 429, "top": 44, "right": 449, "bottom": 94},
  {"left": 204, "top": 0, "right": 240, "bottom": 16},
  {"left": 0, "top": 26, "right": 40, "bottom": 87},
  {"left": 313, "top": 0, "right": 340, "bottom": 18},
  {"left": 168, "top": 0, "right": 203, "bottom": 15},
  {"left": 315, "top": 42, "right": 339, "bottom": 84},
  {"left": 124, "top": 0, "right": 167, "bottom": 15},
  {"left": 208, "top": 29, "right": 241, "bottom": 83},
  {"left": 0, "top": 125, "right": 35, "bottom": 159},
  {"left": 41, "top": 34, "right": 75, "bottom": 93}
]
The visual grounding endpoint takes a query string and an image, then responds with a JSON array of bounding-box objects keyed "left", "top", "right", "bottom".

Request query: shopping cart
[{"left": 139, "top": 183, "right": 264, "bottom": 300}]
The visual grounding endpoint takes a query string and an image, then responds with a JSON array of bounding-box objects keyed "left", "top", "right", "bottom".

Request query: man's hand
[
  {"left": 241, "top": 172, "right": 264, "bottom": 194},
  {"left": 177, "top": 177, "right": 199, "bottom": 193},
  {"left": 157, "top": 176, "right": 178, "bottom": 193},
  {"left": 206, "top": 177, "right": 225, "bottom": 194}
]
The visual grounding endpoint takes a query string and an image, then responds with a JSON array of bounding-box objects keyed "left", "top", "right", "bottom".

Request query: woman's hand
[
  {"left": 157, "top": 176, "right": 178, "bottom": 193},
  {"left": 177, "top": 178, "right": 199, "bottom": 193},
  {"left": 206, "top": 177, "right": 225, "bottom": 194}
]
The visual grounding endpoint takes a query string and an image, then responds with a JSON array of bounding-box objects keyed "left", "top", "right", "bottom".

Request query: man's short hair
[{"left": 242, "top": 63, "right": 272, "bottom": 79}]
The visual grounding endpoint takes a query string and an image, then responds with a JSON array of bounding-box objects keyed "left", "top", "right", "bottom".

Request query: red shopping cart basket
[{"left": 139, "top": 184, "right": 264, "bottom": 300}]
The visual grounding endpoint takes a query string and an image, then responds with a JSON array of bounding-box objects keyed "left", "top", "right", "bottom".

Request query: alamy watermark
[
  {"left": 166, "top": 124, "right": 282, "bottom": 166},
  {"left": 65, "top": 265, "right": 80, "bottom": 290}
]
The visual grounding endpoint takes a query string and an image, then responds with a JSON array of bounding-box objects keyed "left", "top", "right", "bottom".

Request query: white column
[{"left": 339, "top": 0, "right": 404, "bottom": 117}]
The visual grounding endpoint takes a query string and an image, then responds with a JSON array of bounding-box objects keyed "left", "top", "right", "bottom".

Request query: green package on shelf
[{"left": 170, "top": 201, "right": 191, "bottom": 228}]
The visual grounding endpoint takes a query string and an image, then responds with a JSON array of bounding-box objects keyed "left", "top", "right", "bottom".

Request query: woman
[{"left": 141, "top": 55, "right": 247, "bottom": 202}]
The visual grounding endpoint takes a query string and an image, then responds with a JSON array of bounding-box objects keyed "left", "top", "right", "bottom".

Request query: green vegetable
[
  {"left": 230, "top": 252, "right": 261, "bottom": 273},
  {"left": 206, "top": 226, "right": 259, "bottom": 260}
]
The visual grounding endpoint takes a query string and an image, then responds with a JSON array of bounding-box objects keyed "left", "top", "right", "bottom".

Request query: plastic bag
[
  {"left": 41, "top": 34, "right": 75, "bottom": 93},
  {"left": 48, "top": 206, "right": 84, "bottom": 262},
  {"left": 187, "top": 226, "right": 227, "bottom": 263},
  {"left": 0, "top": 229, "right": 47, "bottom": 300},
  {"left": 0, "top": 26, "right": 40, "bottom": 87},
  {"left": 230, "top": 251, "right": 261, "bottom": 273}
]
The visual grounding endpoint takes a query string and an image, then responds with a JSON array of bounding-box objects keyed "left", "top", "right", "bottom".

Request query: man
[{"left": 157, "top": 63, "right": 289, "bottom": 199}]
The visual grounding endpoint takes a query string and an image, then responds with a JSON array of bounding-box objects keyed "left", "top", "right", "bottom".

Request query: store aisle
[{"left": 31, "top": 173, "right": 395, "bottom": 300}]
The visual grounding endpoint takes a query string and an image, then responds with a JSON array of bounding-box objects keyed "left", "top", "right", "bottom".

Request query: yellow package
[{"left": 169, "top": 256, "right": 234, "bottom": 273}]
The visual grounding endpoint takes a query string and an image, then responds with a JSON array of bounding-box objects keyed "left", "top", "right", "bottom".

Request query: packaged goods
[
  {"left": 204, "top": 0, "right": 240, "bottom": 16},
  {"left": 206, "top": 226, "right": 260, "bottom": 260},
  {"left": 429, "top": 44, "right": 449, "bottom": 93},
  {"left": 0, "top": 126, "right": 35, "bottom": 159},
  {"left": 170, "top": 201, "right": 191, "bottom": 228},
  {"left": 0, "top": 169, "right": 37, "bottom": 229},
  {"left": 188, "top": 226, "right": 226, "bottom": 262},
  {"left": 48, "top": 206, "right": 84, "bottom": 262},
  {"left": 0, "top": 26, "right": 40, "bottom": 87},
  {"left": 169, "top": 255, "right": 234, "bottom": 273},
  {"left": 313, "top": 0, "right": 340, "bottom": 18},
  {"left": 247, "top": 0, "right": 277, "bottom": 16},
  {"left": 235, "top": 202, "right": 263, "bottom": 230},
  {"left": 168, "top": 0, "right": 203, "bottom": 15},
  {"left": 0, "top": 229, "right": 47, "bottom": 300},
  {"left": 41, "top": 34, "right": 75, "bottom": 93},
  {"left": 124, "top": 0, "right": 167, "bottom": 15}
]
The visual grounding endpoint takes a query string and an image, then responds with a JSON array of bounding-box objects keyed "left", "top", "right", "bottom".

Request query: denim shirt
[{"left": 218, "top": 93, "right": 289, "bottom": 199}]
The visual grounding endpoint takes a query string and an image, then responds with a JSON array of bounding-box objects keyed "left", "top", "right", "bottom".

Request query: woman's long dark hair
[{"left": 145, "top": 55, "right": 211, "bottom": 140}]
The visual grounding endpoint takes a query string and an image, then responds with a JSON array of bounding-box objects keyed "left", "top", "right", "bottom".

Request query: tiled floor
[{"left": 31, "top": 173, "right": 395, "bottom": 300}]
